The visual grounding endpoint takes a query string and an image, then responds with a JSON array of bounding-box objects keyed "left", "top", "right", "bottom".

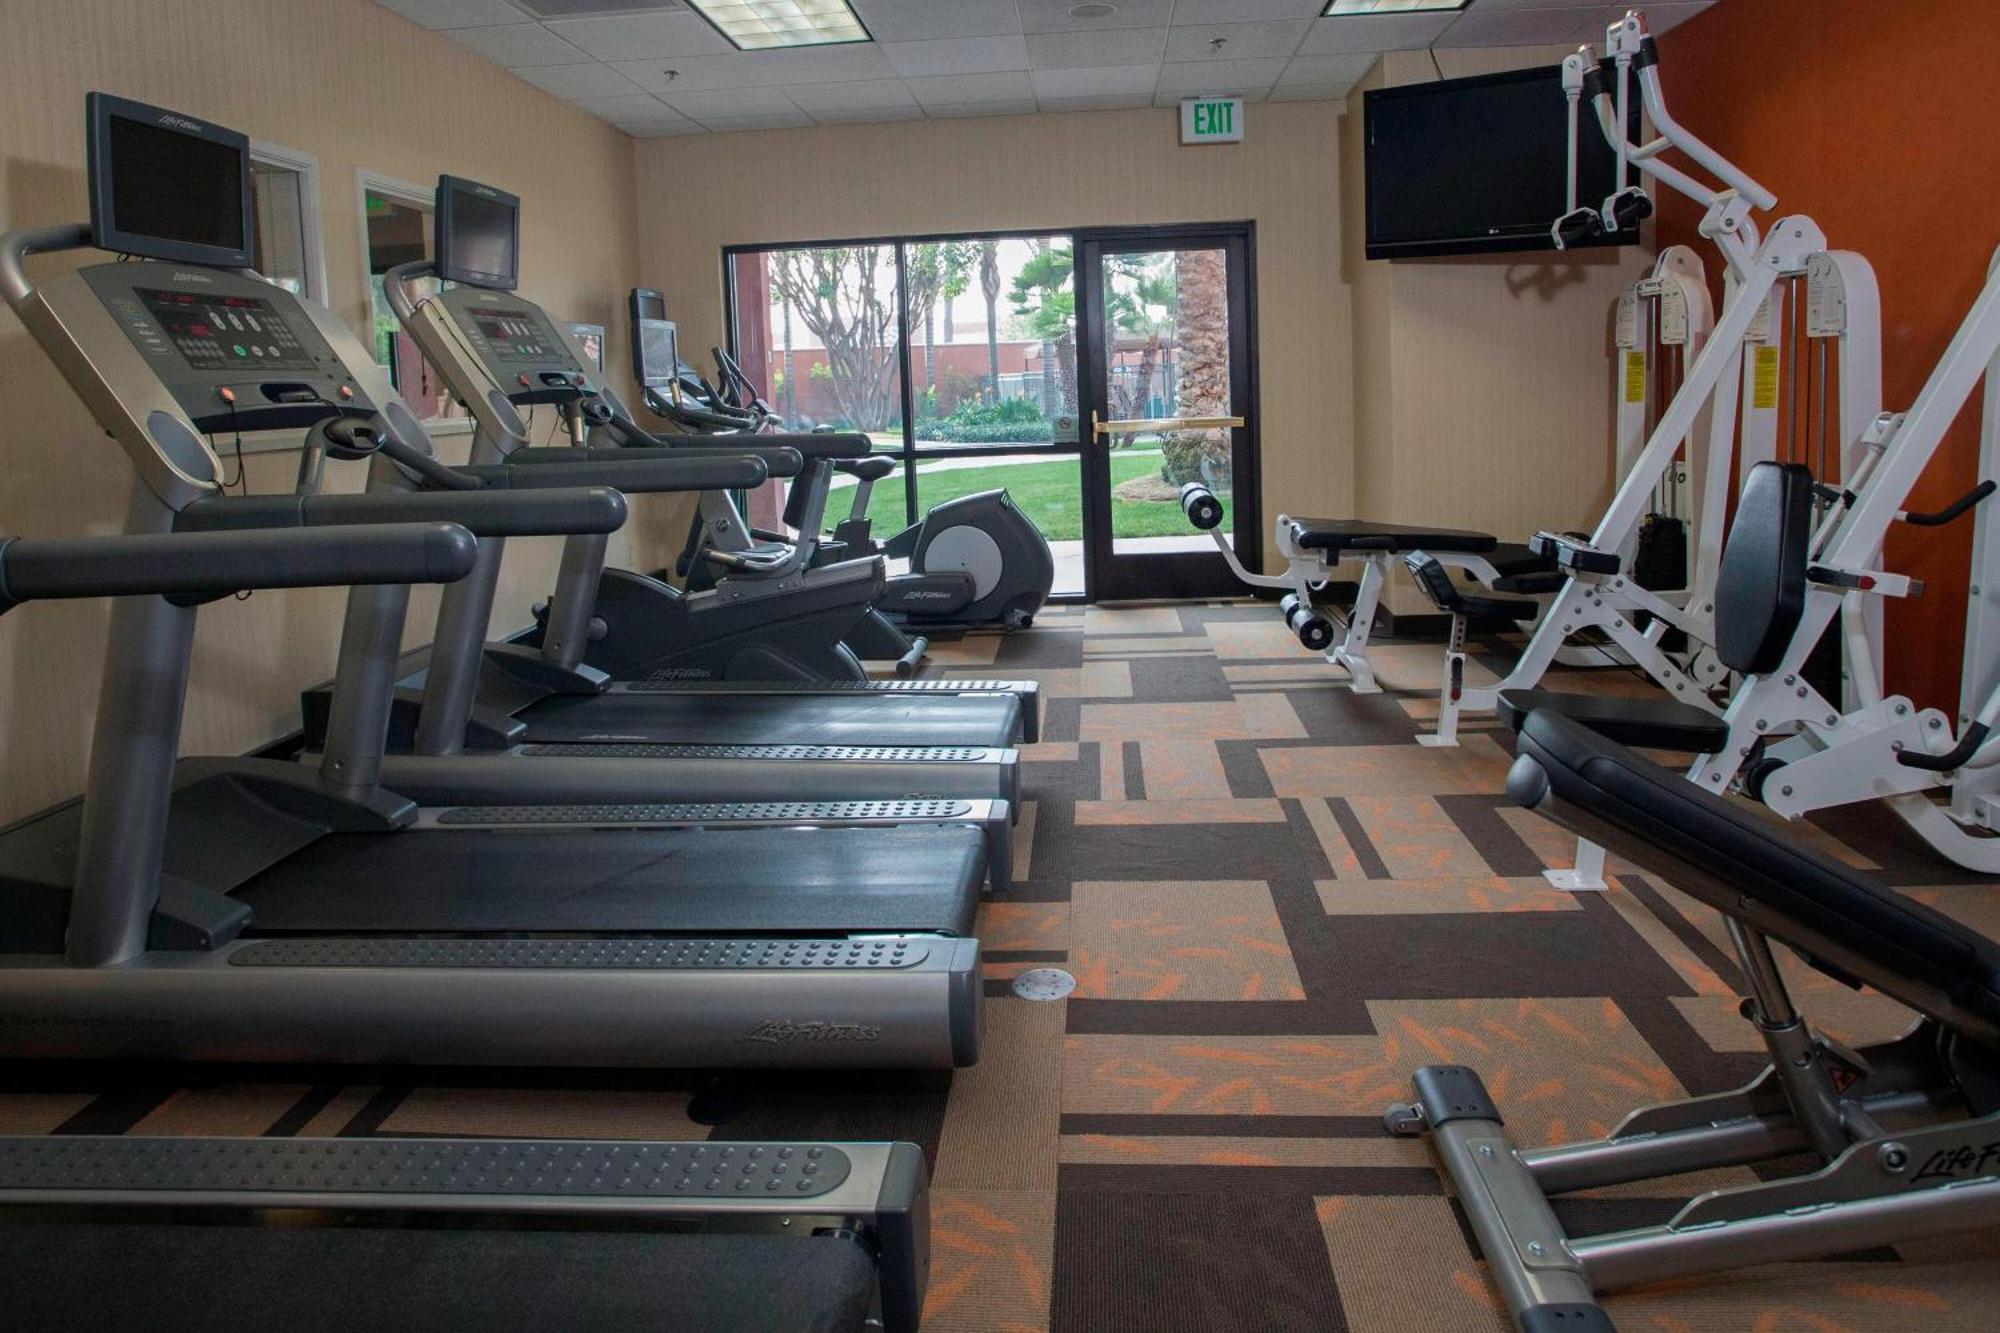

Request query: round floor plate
[{"left": 1011, "top": 967, "right": 1076, "bottom": 1001}]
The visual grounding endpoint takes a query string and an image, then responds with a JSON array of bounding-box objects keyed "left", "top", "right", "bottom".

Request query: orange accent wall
[{"left": 1658, "top": 0, "right": 2000, "bottom": 713}]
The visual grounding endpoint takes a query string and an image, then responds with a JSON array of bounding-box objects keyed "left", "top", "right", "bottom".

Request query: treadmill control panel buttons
[
  {"left": 138, "top": 288, "right": 315, "bottom": 371},
  {"left": 0, "top": 1137, "right": 852, "bottom": 1201},
  {"left": 464, "top": 303, "right": 565, "bottom": 368}
]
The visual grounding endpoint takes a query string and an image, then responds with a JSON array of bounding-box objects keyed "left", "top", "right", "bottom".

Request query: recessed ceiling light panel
[
  {"left": 686, "top": 0, "right": 872, "bottom": 50},
  {"left": 1321, "top": 1, "right": 1472, "bottom": 15}
]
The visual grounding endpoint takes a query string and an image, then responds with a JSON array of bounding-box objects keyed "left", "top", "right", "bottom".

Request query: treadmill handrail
[
  {"left": 176, "top": 488, "right": 629, "bottom": 539},
  {"left": 459, "top": 455, "right": 766, "bottom": 495},
  {"left": 0, "top": 222, "right": 89, "bottom": 310},
  {"left": 0, "top": 524, "right": 476, "bottom": 613},
  {"left": 509, "top": 444, "right": 802, "bottom": 481}
]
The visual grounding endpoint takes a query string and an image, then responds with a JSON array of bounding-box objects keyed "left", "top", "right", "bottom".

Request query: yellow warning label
[
  {"left": 1623, "top": 352, "right": 1647, "bottom": 404},
  {"left": 1752, "top": 344, "right": 1780, "bottom": 410}
]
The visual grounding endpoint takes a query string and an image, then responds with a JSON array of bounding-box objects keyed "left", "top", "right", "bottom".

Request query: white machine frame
[
  {"left": 1684, "top": 246, "right": 2000, "bottom": 872},
  {"left": 1192, "top": 516, "right": 1522, "bottom": 697}
]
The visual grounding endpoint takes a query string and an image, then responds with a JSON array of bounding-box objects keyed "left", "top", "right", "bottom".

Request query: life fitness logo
[
  {"left": 156, "top": 114, "right": 206, "bottom": 133},
  {"left": 170, "top": 272, "right": 215, "bottom": 284}
]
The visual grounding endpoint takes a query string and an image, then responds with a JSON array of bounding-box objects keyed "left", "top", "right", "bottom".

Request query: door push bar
[{"left": 1091, "top": 411, "right": 1245, "bottom": 438}]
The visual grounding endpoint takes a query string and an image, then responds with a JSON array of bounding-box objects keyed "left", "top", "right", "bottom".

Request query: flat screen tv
[{"left": 1364, "top": 65, "right": 1640, "bottom": 260}]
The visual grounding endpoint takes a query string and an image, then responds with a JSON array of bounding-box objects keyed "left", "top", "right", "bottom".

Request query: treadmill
[
  {"left": 363, "top": 175, "right": 1041, "bottom": 755},
  {"left": 0, "top": 93, "right": 987, "bottom": 1070},
  {"left": 0, "top": 538, "right": 931, "bottom": 1331}
]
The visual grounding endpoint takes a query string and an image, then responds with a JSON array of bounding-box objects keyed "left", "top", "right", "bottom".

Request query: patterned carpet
[{"left": 5, "top": 599, "right": 2000, "bottom": 1331}]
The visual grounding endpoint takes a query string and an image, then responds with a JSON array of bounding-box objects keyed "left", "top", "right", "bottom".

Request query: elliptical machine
[{"left": 632, "top": 290, "right": 1057, "bottom": 641}]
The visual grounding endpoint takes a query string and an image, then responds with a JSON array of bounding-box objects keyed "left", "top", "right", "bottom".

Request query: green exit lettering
[{"left": 1181, "top": 96, "right": 1244, "bottom": 145}]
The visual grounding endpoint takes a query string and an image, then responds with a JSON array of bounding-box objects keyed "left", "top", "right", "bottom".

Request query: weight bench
[
  {"left": 1388, "top": 706, "right": 2000, "bottom": 1331},
  {"left": 1180, "top": 483, "right": 1554, "bottom": 693}
]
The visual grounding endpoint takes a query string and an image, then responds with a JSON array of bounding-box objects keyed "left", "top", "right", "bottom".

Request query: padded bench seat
[
  {"left": 1403, "top": 554, "right": 1539, "bottom": 623},
  {"left": 1486, "top": 541, "right": 1556, "bottom": 577},
  {"left": 1497, "top": 687, "right": 1729, "bottom": 753},
  {"left": 1485, "top": 541, "right": 1565, "bottom": 594},
  {"left": 1511, "top": 709, "right": 2000, "bottom": 1039},
  {"left": 1286, "top": 518, "right": 1498, "bottom": 558}
]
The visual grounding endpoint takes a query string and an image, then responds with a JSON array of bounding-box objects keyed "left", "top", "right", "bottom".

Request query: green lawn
[{"left": 840, "top": 452, "right": 1233, "bottom": 542}]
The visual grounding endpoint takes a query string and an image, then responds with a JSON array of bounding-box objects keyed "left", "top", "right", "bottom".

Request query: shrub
[
  {"left": 915, "top": 395, "right": 1054, "bottom": 442},
  {"left": 1160, "top": 430, "right": 1228, "bottom": 485},
  {"left": 925, "top": 421, "right": 1058, "bottom": 444}
]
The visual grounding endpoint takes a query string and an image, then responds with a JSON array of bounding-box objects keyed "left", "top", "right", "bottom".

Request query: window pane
[
  {"left": 908, "top": 451, "right": 1081, "bottom": 597},
  {"left": 732, "top": 245, "right": 905, "bottom": 453},
  {"left": 364, "top": 188, "right": 465, "bottom": 423},
  {"left": 250, "top": 161, "right": 310, "bottom": 296},
  {"left": 908, "top": 237, "right": 1075, "bottom": 452},
  {"left": 1101, "top": 247, "right": 1233, "bottom": 558}
]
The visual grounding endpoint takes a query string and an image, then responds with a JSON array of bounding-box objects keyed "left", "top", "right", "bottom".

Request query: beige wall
[
  {"left": 0, "top": 20, "right": 1660, "bottom": 822},
  {"left": 636, "top": 56, "right": 1647, "bottom": 621},
  {"left": 632, "top": 100, "right": 1356, "bottom": 564},
  {"left": 1345, "top": 48, "right": 1652, "bottom": 614},
  {"left": 0, "top": 0, "right": 641, "bottom": 821}
]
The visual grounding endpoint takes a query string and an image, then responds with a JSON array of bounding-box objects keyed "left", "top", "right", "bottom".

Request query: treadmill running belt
[
  {"left": 235, "top": 825, "right": 983, "bottom": 935},
  {"left": 0, "top": 1222, "right": 878, "bottom": 1333},
  {"left": 522, "top": 691, "right": 1019, "bottom": 747}
]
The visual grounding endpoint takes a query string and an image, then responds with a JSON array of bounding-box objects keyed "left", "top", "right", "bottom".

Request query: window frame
[
  {"left": 723, "top": 227, "right": 1085, "bottom": 528},
  {"left": 210, "top": 141, "right": 329, "bottom": 457},
  {"left": 248, "top": 139, "right": 328, "bottom": 303}
]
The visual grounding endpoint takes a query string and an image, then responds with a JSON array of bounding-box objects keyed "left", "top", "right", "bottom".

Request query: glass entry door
[{"left": 1075, "top": 229, "right": 1258, "bottom": 600}]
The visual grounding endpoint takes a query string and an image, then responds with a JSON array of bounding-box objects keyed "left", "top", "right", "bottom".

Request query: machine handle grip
[
  {"left": 1897, "top": 722, "right": 1991, "bottom": 773},
  {"left": 178, "top": 488, "right": 629, "bottom": 538},
  {"left": 0, "top": 524, "right": 475, "bottom": 614},
  {"left": 668, "top": 400, "right": 761, "bottom": 431},
  {"left": 746, "top": 431, "right": 871, "bottom": 461},
  {"left": 466, "top": 455, "right": 767, "bottom": 495},
  {"left": 512, "top": 444, "right": 804, "bottom": 480},
  {"left": 1903, "top": 479, "right": 1995, "bottom": 527}
]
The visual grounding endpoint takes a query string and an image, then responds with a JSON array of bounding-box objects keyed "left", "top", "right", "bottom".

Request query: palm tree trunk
[
  {"left": 780, "top": 296, "right": 795, "bottom": 423},
  {"left": 980, "top": 240, "right": 1001, "bottom": 402},
  {"left": 1167, "top": 248, "right": 1231, "bottom": 485},
  {"left": 923, "top": 303, "right": 937, "bottom": 396}
]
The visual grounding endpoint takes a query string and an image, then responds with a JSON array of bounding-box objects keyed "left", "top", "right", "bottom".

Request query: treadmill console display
[
  {"left": 467, "top": 305, "right": 558, "bottom": 364},
  {"left": 84, "top": 264, "right": 371, "bottom": 430},
  {"left": 139, "top": 288, "right": 314, "bottom": 371},
  {"left": 442, "top": 287, "right": 589, "bottom": 405},
  {"left": 635, "top": 317, "right": 679, "bottom": 389}
]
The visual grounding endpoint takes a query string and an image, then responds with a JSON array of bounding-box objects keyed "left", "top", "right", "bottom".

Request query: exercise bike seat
[
  {"left": 1511, "top": 708, "right": 2000, "bottom": 1041},
  {"left": 836, "top": 455, "right": 898, "bottom": 482},
  {"left": 1496, "top": 687, "right": 1728, "bottom": 753},
  {"left": 1287, "top": 518, "right": 1498, "bottom": 558}
]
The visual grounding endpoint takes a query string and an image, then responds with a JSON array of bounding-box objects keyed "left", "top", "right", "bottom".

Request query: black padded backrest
[
  {"left": 1511, "top": 709, "right": 2000, "bottom": 1039},
  {"left": 781, "top": 469, "right": 812, "bottom": 529},
  {"left": 1402, "top": 553, "right": 1463, "bottom": 613},
  {"left": 1714, "top": 462, "right": 1812, "bottom": 673}
]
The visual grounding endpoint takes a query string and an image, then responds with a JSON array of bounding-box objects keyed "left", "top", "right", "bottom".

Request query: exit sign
[{"left": 1180, "top": 96, "right": 1243, "bottom": 145}]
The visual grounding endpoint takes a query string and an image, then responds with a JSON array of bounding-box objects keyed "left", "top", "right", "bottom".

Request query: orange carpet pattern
[{"left": 5, "top": 600, "right": 1999, "bottom": 1331}]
